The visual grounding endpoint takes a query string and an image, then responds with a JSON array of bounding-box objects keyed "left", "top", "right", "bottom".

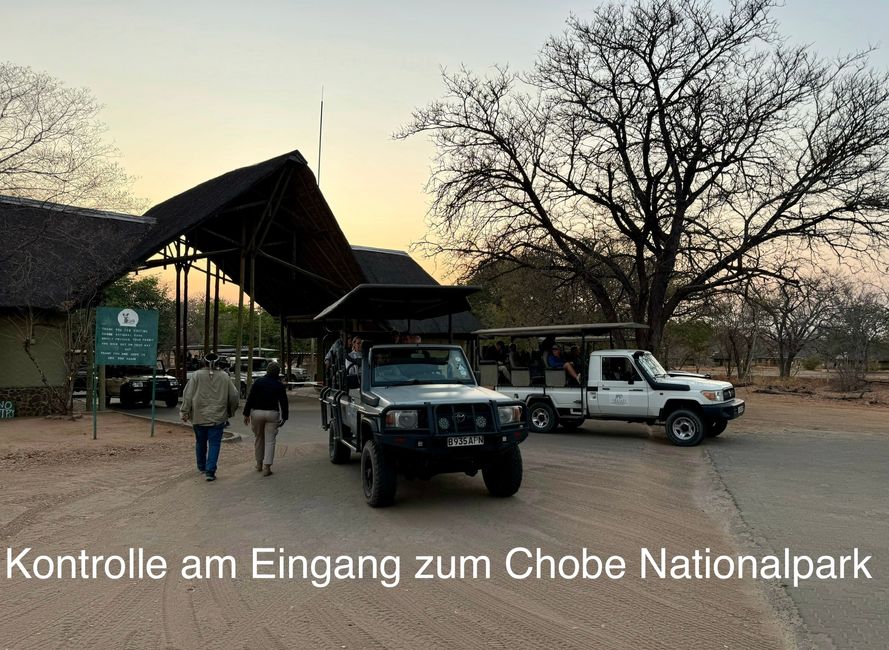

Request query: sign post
[{"left": 94, "top": 307, "right": 160, "bottom": 438}]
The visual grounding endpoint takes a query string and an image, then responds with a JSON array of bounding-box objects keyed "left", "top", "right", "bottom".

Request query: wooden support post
[
  {"left": 174, "top": 247, "right": 182, "bottom": 384},
  {"left": 203, "top": 258, "right": 211, "bottom": 355},
  {"left": 212, "top": 267, "right": 220, "bottom": 352},
  {"left": 247, "top": 253, "right": 256, "bottom": 393},
  {"left": 182, "top": 256, "right": 190, "bottom": 383},
  {"left": 235, "top": 237, "right": 246, "bottom": 394}
]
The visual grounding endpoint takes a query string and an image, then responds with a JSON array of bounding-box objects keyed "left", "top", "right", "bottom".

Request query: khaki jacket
[{"left": 180, "top": 368, "right": 240, "bottom": 426}]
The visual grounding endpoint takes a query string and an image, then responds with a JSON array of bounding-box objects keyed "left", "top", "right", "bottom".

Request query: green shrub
[{"left": 801, "top": 357, "right": 820, "bottom": 371}]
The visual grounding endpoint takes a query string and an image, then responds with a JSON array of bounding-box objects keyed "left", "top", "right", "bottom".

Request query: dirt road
[{"left": 1, "top": 393, "right": 880, "bottom": 648}]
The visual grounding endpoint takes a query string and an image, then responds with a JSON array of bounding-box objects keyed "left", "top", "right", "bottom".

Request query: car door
[{"left": 597, "top": 356, "right": 648, "bottom": 417}]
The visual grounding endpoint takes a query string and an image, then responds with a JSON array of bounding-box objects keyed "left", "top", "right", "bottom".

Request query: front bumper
[
  {"left": 701, "top": 398, "right": 745, "bottom": 420},
  {"left": 376, "top": 429, "right": 527, "bottom": 455}
]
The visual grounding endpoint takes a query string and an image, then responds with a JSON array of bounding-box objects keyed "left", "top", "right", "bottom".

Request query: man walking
[
  {"left": 180, "top": 353, "right": 240, "bottom": 482},
  {"left": 243, "top": 361, "right": 288, "bottom": 477}
]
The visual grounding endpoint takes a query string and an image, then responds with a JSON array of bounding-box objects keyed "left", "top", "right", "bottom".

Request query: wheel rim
[
  {"left": 671, "top": 416, "right": 698, "bottom": 441},
  {"left": 363, "top": 453, "right": 373, "bottom": 495},
  {"left": 531, "top": 407, "right": 550, "bottom": 430}
]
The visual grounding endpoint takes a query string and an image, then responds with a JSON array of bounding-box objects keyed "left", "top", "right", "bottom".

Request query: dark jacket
[{"left": 243, "top": 375, "right": 288, "bottom": 421}]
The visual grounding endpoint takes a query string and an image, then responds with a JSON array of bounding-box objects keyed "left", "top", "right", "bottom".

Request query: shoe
[
  {"left": 205, "top": 472, "right": 216, "bottom": 482},
  {"left": 255, "top": 463, "right": 262, "bottom": 472},
  {"left": 197, "top": 467, "right": 206, "bottom": 473},
  {"left": 262, "top": 465, "right": 273, "bottom": 477}
]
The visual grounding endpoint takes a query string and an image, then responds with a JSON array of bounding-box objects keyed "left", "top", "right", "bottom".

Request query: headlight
[
  {"left": 131, "top": 381, "right": 144, "bottom": 388},
  {"left": 701, "top": 390, "right": 721, "bottom": 401},
  {"left": 385, "top": 410, "right": 419, "bottom": 429},
  {"left": 498, "top": 405, "right": 523, "bottom": 425}
]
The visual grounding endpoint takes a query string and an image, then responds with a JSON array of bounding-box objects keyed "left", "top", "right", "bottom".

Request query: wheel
[
  {"left": 119, "top": 392, "right": 135, "bottom": 409},
  {"left": 164, "top": 395, "right": 179, "bottom": 408},
  {"left": 105, "top": 395, "right": 112, "bottom": 407},
  {"left": 707, "top": 418, "right": 728, "bottom": 437},
  {"left": 361, "top": 439, "right": 397, "bottom": 507},
  {"left": 528, "top": 402, "right": 557, "bottom": 433},
  {"left": 329, "top": 422, "right": 351, "bottom": 464},
  {"left": 240, "top": 382, "right": 247, "bottom": 398},
  {"left": 483, "top": 446, "right": 523, "bottom": 497},
  {"left": 665, "top": 409, "right": 705, "bottom": 446},
  {"left": 559, "top": 417, "right": 585, "bottom": 431}
]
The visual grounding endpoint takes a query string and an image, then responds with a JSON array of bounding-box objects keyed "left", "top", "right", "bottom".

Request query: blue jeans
[{"left": 193, "top": 425, "right": 224, "bottom": 473}]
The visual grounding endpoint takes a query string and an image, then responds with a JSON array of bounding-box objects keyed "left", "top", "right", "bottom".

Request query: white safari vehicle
[
  {"left": 474, "top": 324, "right": 745, "bottom": 446},
  {"left": 317, "top": 285, "right": 529, "bottom": 507}
]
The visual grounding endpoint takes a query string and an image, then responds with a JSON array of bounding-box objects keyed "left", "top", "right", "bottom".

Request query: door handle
[
  {"left": 629, "top": 389, "right": 644, "bottom": 392},
  {"left": 600, "top": 387, "right": 610, "bottom": 391}
]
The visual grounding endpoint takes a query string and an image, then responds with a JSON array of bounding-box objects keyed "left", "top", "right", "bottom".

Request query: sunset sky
[{"left": 6, "top": 0, "right": 889, "bottom": 293}]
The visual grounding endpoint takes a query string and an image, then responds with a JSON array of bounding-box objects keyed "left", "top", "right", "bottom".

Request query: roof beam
[{"left": 136, "top": 248, "right": 240, "bottom": 270}]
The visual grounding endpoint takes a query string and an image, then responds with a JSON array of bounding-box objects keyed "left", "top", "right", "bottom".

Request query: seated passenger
[
  {"left": 547, "top": 344, "right": 580, "bottom": 384},
  {"left": 346, "top": 336, "right": 363, "bottom": 375}
]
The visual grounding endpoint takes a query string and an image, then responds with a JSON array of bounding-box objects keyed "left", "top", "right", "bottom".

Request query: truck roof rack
[
  {"left": 314, "top": 284, "right": 480, "bottom": 322},
  {"left": 473, "top": 322, "right": 648, "bottom": 338}
]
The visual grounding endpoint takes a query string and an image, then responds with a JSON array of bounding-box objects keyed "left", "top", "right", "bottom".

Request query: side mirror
[
  {"left": 627, "top": 376, "right": 635, "bottom": 385},
  {"left": 346, "top": 374, "right": 360, "bottom": 390}
]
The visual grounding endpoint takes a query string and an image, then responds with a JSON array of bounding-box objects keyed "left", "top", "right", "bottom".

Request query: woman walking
[{"left": 243, "top": 362, "right": 288, "bottom": 476}]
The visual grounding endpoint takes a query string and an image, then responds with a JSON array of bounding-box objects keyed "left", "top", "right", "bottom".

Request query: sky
[{"left": 5, "top": 0, "right": 889, "bottom": 294}]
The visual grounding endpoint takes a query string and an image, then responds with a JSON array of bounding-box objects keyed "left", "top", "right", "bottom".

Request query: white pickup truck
[{"left": 476, "top": 324, "right": 745, "bottom": 446}]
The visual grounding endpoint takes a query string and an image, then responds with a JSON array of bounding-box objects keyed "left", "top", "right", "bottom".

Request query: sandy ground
[{"left": 0, "top": 394, "right": 885, "bottom": 648}]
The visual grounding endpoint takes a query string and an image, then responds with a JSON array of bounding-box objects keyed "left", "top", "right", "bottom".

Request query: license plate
[
  {"left": 447, "top": 435, "right": 484, "bottom": 447},
  {"left": 736, "top": 404, "right": 745, "bottom": 415}
]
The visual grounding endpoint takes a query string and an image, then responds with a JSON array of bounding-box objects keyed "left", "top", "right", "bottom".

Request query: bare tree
[
  {"left": 708, "top": 288, "right": 765, "bottom": 380},
  {"left": 752, "top": 274, "right": 836, "bottom": 378},
  {"left": 0, "top": 62, "right": 143, "bottom": 211},
  {"left": 823, "top": 285, "right": 889, "bottom": 389},
  {"left": 399, "top": 0, "right": 889, "bottom": 351}
]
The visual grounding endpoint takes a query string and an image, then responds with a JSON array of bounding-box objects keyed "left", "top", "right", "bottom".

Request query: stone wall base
[{"left": 0, "top": 386, "right": 66, "bottom": 418}]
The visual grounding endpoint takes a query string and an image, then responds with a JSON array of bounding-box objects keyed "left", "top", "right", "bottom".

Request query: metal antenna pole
[{"left": 317, "top": 86, "right": 324, "bottom": 187}]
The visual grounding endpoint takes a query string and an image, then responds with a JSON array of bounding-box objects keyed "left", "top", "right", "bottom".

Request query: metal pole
[
  {"left": 150, "top": 364, "right": 156, "bottom": 437},
  {"left": 317, "top": 86, "right": 324, "bottom": 186},
  {"left": 91, "top": 324, "right": 97, "bottom": 440}
]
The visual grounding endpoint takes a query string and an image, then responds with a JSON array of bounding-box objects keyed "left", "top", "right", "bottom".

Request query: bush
[{"left": 801, "top": 357, "right": 820, "bottom": 371}]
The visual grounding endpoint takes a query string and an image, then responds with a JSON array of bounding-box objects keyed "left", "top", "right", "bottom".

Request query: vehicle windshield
[
  {"left": 635, "top": 351, "right": 668, "bottom": 378},
  {"left": 371, "top": 347, "right": 474, "bottom": 387}
]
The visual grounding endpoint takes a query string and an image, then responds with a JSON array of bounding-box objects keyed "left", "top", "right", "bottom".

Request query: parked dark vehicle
[{"left": 108, "top": 363, "right": 180, "bottom": 408}]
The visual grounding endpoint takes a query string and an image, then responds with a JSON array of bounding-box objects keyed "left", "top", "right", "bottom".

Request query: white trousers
[{"left": 251, "top": 409, "right": 280, "bottom": 466}]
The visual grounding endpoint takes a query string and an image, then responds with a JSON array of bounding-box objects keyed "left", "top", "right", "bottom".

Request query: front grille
[{"left": 434, "top": 404, "right": 494, "bottom": 434}]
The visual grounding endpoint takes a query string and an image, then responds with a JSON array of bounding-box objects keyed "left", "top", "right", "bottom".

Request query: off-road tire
[
  {"left": 361, "top": 439, "right": 397, "bottom": 507},
  {"left": 707, "top": 418, "right": 728, "bottom": 437},
  {"left": 483, "top": 446, "right": 523, "bottom": 497},
  {"left": 528, "top": 402, "right": 557, "bottom": 434},
  {"left": 329, "top": 422, "right": 351, "bottom": 464},
  {"left": 559, "top": 417, "right": 585, "bottom": 431},
  {"left": 164, "top": 395, "right": 179, "bottom": 408},
  {"left": 665, "top": 409, "right": 705, "bottom": 446}
]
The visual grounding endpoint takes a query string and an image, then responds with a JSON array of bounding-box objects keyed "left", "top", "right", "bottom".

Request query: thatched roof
[
  {"left": 141, "top": 150, "right": 365, "bottom": 320},
  {"left": 350, "top": 246, "right": 481, "bottom": 335},
  {"left": 0, "top": 196, "right": 153, "bottom": 310}
]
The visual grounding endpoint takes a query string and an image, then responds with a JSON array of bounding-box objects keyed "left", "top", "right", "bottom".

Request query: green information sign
[{"left": 95, "top": 307, "right": 159, "bottom": 365}]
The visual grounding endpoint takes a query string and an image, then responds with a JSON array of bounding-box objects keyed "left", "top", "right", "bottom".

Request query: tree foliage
[{"left": 400, "top": 0, "right": 889, "bottom": 350}]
